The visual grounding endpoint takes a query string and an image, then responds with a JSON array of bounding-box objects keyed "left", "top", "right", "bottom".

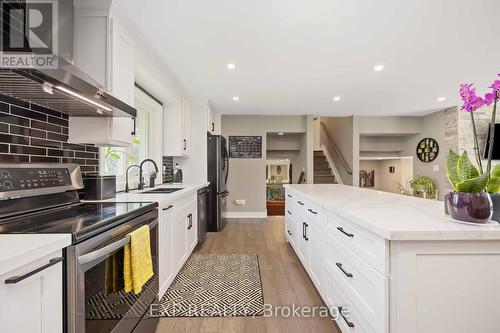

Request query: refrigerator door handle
[
  {"left": 221, "top": 190, "right": 230, "bottom": 198},
  {"left": 224, "top": 145, "right": 229, "bottom": 184}
]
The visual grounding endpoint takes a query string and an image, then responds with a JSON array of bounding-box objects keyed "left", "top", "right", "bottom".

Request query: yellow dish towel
[{"left": 124, "top": 225, "right": 154, "bottom": 295}]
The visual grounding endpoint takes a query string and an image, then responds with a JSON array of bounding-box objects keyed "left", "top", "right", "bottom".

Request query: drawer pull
[
  {"left": 335, "top": 262, "right": 353, "bottom": 278},
  {"left": 297, "top": 200, "right": 304, "bottom": 206},
  {"left": 287, "top": 230, "right": 292, "bottom": 236},
  {"left": 308, "top": 208, "right": 318, "bottom": 215},
  {"left": 287, "top": 210, "right": 292, "bottom": 215},
  {"left": 337, "top": 227, "right": 354, "bottom": 238},
  {"left": 304, "top": 223, "right": 309, "bottom": 241},
  {"left": 287, "top": 194, "right": 292, "bottom": 198},
  {"left": 162, "top": 205, "right": 174, "bottom": 211},
  {"left": 302, "top": 222, "right": 306, "bottom": 239},
  {"left": 5, "top": 257, "right": 63, "bottom": 284},
  {"left": 338, "top": 307, "right": 355, "bottom": 328}
]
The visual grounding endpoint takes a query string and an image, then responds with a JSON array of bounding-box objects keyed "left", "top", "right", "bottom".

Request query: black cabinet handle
[
  {"left": 183, "top": 139, "right": 187, "bottom": 150},
  {"left": 302, "top": 222, "right": 306, "bottom": 239},
  {"left": 338, "top": 307, "right": 355, "bottom": 328},
  {"left": 304, "top": 223, "right": 309, "bottom": 241},
  {"left": 308, "top": 208, "right": 318, "bottom": 215},
  {"left": 336, "top": 262, "right": 353, "bottom": 278},
  {"left": 287, "top": 194, "right": 292, "bottom": 198},
  {"left": 287, "top": 230, "right": 292, "bottom": 236},
  {"left": 287, "top": 210, "right": 292, "bottom": 215},
  {"left": 5, "top": 257, "right": 63, "bottom": 284},
  {"left": 131, "top": 117, "right": 137, "bottom": 135},
  {"left": 211, "top": 122, "right": 215, "bottom": 132},
  {"left": 337, "top": 227, "right": 354, "bottom": 238},
  {"left": 187, "top": 213, "right": 192, "bottom": 229},
  {"left": 162, "top": 205, "right": 174, "bottom": 211},
  {"left": 297, "top": 201, "right": 304, "bottom": 206}
]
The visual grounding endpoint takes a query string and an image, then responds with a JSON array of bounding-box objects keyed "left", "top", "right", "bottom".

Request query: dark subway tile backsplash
[{"left": 0, "top": 93, "right": 99, "bottom": 174}]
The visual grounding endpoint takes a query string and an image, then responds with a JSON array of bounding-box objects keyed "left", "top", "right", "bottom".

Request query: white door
[
  {"left": 158, "top": 204, "right": 174, "bottom": 297},
  {"left": 0, "top": 253, "right": 63, "bottom": 333},
  {"left": 308, "top": 224, "right": 323, "bottom": 291},
  {"left": 110, "top": 15, "right": 135, "bottom": 105},
  {"left": 186, "top": 199, "right": 198, "bottom": 250},
  {"left": 181, "top": 97, "right": 192, "bottom": 156},
  {"left": 173, "top": 209, "right": 188, "bottom": 272}
]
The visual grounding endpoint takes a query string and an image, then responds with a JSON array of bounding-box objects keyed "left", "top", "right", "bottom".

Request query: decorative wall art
[
  {"left": 416, "top": 138, "right": 439, "bottom": 162},
  {"left": 229, "top": 136, "right": 262, "bottom": 158},
  {"left": 359, "top": 170, "right": 375, "bottom": 188}
]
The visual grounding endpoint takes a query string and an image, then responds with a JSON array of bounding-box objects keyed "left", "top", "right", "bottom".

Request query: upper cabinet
[
  {"left": 70, "top": 0, "right": 135, "bottom": 146},
  {"left": 206, "top": 104, "right": 220, "bottom": 135},
  {"left": 164, "top": 96, "right": 192, "bottom": 156},
  {"left": 74, "top": 1, "right": 135, "bottom": 105}
]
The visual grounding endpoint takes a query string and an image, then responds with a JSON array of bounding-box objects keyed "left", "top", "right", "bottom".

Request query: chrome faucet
[
  {"left": 138, "top": 159, "right": 159, "bottom": 190},
  {"left": 125, "top": 164, "right": 140, "bottom": 193}
]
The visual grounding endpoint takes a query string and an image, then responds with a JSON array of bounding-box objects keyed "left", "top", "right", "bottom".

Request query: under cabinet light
[{"left": 55, "top": 86, "right": 112, "bottom": 112}]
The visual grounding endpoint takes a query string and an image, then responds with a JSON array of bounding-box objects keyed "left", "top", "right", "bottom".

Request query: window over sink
[{"left": 100, "top": 86, "right": 163, "bottom": 191}]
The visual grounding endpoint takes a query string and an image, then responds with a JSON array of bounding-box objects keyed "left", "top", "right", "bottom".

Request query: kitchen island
[{"left": 284, "top": 184, "right": 500, "bottom": 333}]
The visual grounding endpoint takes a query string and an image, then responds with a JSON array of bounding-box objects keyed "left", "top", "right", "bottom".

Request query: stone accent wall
[{"left": 444, "top": 104, "right": 495, "bottom": 192}]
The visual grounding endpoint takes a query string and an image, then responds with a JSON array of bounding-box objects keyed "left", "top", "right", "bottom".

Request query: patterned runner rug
[{"left": 157, "top": 253, "right": 264, "bottom": 317}]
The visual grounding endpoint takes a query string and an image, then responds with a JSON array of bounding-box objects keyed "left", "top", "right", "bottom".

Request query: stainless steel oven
[{"left": 66, "top": 208, "right": 159, "bottom": 333}]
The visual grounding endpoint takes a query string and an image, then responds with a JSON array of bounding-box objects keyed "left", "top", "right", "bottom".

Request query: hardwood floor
[{"left": 155, "top": 216, "right": 340, "bottom": 333}]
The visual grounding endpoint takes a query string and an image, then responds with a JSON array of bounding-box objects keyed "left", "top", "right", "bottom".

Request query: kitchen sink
[{"left": 140, "top": 188, "right": 184, "bottom": 194}]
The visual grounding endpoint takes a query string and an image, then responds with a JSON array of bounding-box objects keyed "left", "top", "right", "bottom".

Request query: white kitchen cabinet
[
  {"left": 163, "top": 96, "right": 192, "bottom": 156},
  {"left": 0, "top": 250, "right": 64, "bottom": 333},
  {"left": 69, "top": 116, "right": 134, "bottom": 146},
  {"left": 158, "top": 192, "right": 198, "bottom": 298},
  {"left": 158, "top": 202, "right": 175, "bottom": 298},
  {"left": 71, "top": 1, "right": 136, "bottom": 146},
  {"left": 207, "top": 104, "right": 220, "bottom": 135},
  {"left": 74, "top": 1, "right": 135, "bottom": 105}
]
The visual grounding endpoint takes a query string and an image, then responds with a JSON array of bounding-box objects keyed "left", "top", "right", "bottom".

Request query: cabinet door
[
  {"left": 297, "top": 220, "right": 309, "bottom": 266},
  {"left": 186, "top": 199, "right": 198, "bottom": 251},
  {"left": 163, "top": 97, "right": 184, "bottom": 156},
  {"left": 158, "top": 204, "right": 174, "bottom": 297},
  {"left": 308, "top": 224, "right": 323, "bottom": 292},
  {"left": 173, "top": 209, "right": 188, "bottom": 273},
  {"left": 110, "top": 15, "right": 135, "bottom": 105},
  {"left": 0, "top": 252, "right": 63, "bottom": 333},
  {"left": 181, "top": 97, "right": 192, "bottom": 156}
]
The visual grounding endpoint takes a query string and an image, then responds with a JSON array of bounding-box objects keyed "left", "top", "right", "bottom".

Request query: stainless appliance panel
[{"left": 66, "top": 209, "right": 159, "bottom": 333}]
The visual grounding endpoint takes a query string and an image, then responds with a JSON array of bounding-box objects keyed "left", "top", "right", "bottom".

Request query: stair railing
[{"left": 320, "top": 122, "right": 353, "bottom": 176}]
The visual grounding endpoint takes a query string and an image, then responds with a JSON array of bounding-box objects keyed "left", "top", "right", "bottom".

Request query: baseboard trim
[{"left": 222, "top": 211, "right": 268, "bottom": 219}]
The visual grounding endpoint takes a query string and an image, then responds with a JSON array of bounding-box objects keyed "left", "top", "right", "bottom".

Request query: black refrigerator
[{"left": 207, "top": 133, "right": 229, "bottom": 231}]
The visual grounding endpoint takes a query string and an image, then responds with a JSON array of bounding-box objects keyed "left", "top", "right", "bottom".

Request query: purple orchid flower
[
  {"left": 460, "top": 83, "right": 484, "bottom": 112},
  {"left": 483, "top": 74, "right": 500, "bottom": 106}
]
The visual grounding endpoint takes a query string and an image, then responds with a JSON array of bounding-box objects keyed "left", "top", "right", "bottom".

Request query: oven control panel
[{"left": 0, "top": 168, "right": 72, "bottom": 192}]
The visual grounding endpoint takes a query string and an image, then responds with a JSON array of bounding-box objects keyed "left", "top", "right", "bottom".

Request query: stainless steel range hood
[{"left": 0, "top": 0, "right": 136, "bottom": 118}]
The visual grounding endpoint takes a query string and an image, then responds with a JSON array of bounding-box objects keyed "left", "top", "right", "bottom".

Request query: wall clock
[{"left": 416, "top": 138, "right": 439, "bottom": 162}]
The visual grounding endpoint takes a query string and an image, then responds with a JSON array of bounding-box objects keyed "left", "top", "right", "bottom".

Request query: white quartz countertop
[
  {"left": 285, "top": 184, "right": 500, "bottom": 241},
  {"left": 0, "top": 234, "right": 71, "bottom": 276},
  {"left": 90, "top": 182, "right": 210, "bottom": 205}
]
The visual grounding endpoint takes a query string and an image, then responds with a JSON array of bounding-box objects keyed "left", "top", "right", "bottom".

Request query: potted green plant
[{"left": 445, "top": 74, "right": 500, "bottom": 223}]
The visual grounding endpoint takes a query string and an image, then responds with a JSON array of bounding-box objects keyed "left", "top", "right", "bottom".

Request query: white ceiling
[{"left": 117, "top": 0, "right": 500, "bottom": 116}]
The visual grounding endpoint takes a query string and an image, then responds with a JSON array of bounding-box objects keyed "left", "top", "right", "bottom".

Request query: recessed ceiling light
[
  {"left": 227, "top": 63, "right": 236, "bottom": 70},
  {"left": 333, "top": 96, "right": 341, "bottom": 102},
  {"left": 437, "top": 97, "right": 446, "bottom": 102},
  {"left": 232, "top": 96, "right": 239, "bottom": 101},
  {"left": 374, "top": 64, "right": 384, "bottom": 72},
  {"left": 278, "top": 132, "right": 284, "bottom": 136}
]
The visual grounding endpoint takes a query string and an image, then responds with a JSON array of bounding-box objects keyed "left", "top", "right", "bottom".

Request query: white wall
[
  {"left": 221, "top": 115, "right": 308, "bottom": 216},
  {"left": 359, "top": 157, "right": 413, "bottom": 194}
]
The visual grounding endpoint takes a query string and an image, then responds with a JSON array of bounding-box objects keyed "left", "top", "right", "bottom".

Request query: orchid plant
[{"left": 447, "top": 74, "right": 500, "bottom": 193}]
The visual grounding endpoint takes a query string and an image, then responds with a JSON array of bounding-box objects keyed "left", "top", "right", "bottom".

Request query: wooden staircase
[{"left": 314, "top": 150, "right": 337, "bottom": 184}]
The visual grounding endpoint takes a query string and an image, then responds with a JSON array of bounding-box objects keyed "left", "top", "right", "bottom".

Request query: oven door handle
[
  {"left": 78, "top": 236, "right": 130, "bottom": 265},
  {"left": 78, "top": 219, "right": 158, "bottom": 265}
]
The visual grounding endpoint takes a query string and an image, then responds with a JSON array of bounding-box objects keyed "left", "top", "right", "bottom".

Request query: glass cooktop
[{"left": 0, "top": 201, "right": 158, "bottom": 243}]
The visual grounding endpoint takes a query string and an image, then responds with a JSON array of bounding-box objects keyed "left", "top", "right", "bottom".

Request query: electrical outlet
[{"left": 234, "top": 199, "right": 246, "bottom": 205}]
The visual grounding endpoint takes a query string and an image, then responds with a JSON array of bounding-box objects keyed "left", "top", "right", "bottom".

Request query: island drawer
[
  {"left": 323, "top": 236, "right": 387, "bottom": 332},
  {"left": 323, "top": 261, "right": 382, "bottom": 333},
  {"left": 324, "top": 209, "right": 387, "bottom": 274}
]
